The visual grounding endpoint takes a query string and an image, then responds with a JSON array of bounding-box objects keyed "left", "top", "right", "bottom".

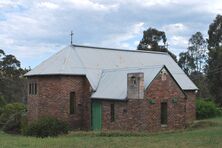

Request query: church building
[{"left": 25, "top": 45, "right": 197, "bottom": 131}]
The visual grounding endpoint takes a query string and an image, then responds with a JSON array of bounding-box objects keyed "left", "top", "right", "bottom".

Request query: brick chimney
[{"left": 127, "top": 73, "right": 144, "bottom": 99}]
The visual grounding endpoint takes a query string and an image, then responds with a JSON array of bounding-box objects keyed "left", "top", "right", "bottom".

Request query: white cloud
[
  {"left": 0, "top": 0, "right": 20, "bottom": 8},
  {"left": 37, "top": 2, "right": 59, "bottom": 9},
  {"left": 0, "top": 14, "right": 49, "bottom": 40},
  {"left": 203, "top": 0, "right": 222, "bottom": 14},
  {"left": 128, "top": 0, "right": 222, "bottom": 14},
  {"left": 67, "top": 0, "right": 118, "bottom": 11},
  {"left": 166, "top": 35, "right": 189, "bottom": 55},
  {"left": 0, "top": 35, "right": 14, "bottom": 45},
  {"left": 109, "top": 22, "right": 144, "bottom": 42},
  {"left": 170, "top": 36, "right": 188, "bottom": 46},
  {"left": 162, "top": 23, "right": 188, "bottom": 34},
  {"left": 12, "top": 43, "right": 62, "bottom": 59},
  {"left": 2, "top": 42, "right": 65, "bottom": 68},
  {"left": 0, "top": 0, "right": 221, "bottom": 68},
  {"left": 138, "top": 0, "right": 177, "bottom": 7},
  {"left": 165, "top": 0, "right": 222, "bottom": 14},
  {"left": 98, "top": 22, "right": 145, "bottom": 49},
  {"left": 134, "top": 40, "right": 140, "bottom": 46},
  {"left": 118, "top": 0, "right": 177, "bottom": 7}
]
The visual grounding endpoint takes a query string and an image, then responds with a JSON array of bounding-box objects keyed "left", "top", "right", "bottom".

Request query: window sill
[
  {"left": 161, "top": 124, "right": 167, "bottom": 128},
  {"left": 28, "top": 94, "right": 38, "bottom": 96}
]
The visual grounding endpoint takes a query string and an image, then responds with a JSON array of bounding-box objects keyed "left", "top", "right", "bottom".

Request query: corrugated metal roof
[
  {"left": 91, "top": 66, "right": 163, "bottom": 100},
  {"left": 25, "top": 45, "right": 198, "bottom": 92},
  {"left": 25, "top": 45, "right": 86, "bottom": 75}
]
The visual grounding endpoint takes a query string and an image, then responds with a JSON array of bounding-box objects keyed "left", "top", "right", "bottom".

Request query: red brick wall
[
  {"left": 184, "top": 90, "right": 196, "bottom": 124},
  {"left": 27, "top": 70, "right": 196, "bottom": 132},
  {"left": 27, "top": 75, "right": 91, "bottom": 129},
  {"left": 101, "top": 69, "right": 195, "bottom": 132}
]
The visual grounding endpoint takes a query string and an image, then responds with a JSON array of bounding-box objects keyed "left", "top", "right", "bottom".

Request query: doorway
[
  {"left": 91, "top": 101, "right": 102, "bottom": 130},
  {"left": 161, "top": 102, "right": 167, "bottom": 125}
]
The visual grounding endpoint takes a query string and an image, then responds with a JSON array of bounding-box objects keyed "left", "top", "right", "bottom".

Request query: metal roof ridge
[
  {"left": 72, "top": 44, "right": 169, "bottom": 55},
  {"left": 101, "top": 65, "right": 164, "bottom": 73}
]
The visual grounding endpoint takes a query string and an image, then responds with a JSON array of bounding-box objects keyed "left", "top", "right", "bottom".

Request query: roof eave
[
  {"left": 24, "top": 73, "right": 86, "bottom": 77},
  {"left": 91, "top": 97, "right": 127, "bottom": 101}
]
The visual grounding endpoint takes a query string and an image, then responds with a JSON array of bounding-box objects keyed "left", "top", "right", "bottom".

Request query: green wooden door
[{"left": 92, "top": 101, "right": 102, "bottom": 130}]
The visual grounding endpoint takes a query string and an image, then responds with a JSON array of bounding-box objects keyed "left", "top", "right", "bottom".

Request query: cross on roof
[{"left": 70, "top": 31, "right": 74, "bottom": 45}]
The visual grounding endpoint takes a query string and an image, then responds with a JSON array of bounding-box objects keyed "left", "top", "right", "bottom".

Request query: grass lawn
[{"left": 0, "top": 117, "right": 222, "bottom": 148}]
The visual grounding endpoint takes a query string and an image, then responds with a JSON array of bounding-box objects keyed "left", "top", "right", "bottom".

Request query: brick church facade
[{"left": 26, "top": 45, "right": 197, "bottom": 132}]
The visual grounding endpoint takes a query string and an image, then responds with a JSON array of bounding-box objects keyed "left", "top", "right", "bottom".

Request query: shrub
[
  {"left": 20, "top": 114, "right": 28, "bottom": 135},
  {"left": 196, "top": 99, "right": 222, "bottom": 119},
  {"left": 0, "top": 96, "right": 6, "bottom": 108},
  {"left": 2, "top": 111, "right": 26, "bottom": 134},
  {"left": 24, "top": 117, "right": 69, "bottom": 138},
  {"left": 0, "top": 96, "right": 6, "bottom": 124},
  {"left": 0, "top": 103, "right": 26, "bottom": 128},
  {"left": 3, "top": 103, "right": 26, "bottom": 113}
]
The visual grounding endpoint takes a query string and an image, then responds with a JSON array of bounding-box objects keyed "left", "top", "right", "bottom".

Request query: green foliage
[
  {"left": 0, "top": 103, "right": 26, "bottom": 128},
  {"left": 137, "top": 27, "right": 177, "bottom": 62},
  {"left": 178, "top": 32, "right": 207, "bottom": 75},
  {"left": 0, "top": 48, "right": 29, "bottom": 103},
  {"left": 188, "top": 32, "right": 207, "bottom": 72},
  {"left": 0, "top": 77, "right": 28, "bottom": 103},
  {"left": 178, "top": 52, "right": 195, "bottom": 75},
  {"left": 208, "top": 15, "right": 222, "bottom": 48},
  {"left": 196, "top": 99, "right": 222, "bottom": 119},
  {"left": 2, "top": 54, "right": 21, "bottom": 77},
  {"left": 137, "top": 28, "right": 167, "bottom": 51},
  {"left": 1, "top": 103, "right": 26, "bottom": 117},
  {"left": 2, "top": 111, "right": 26, "bottom": 134},
  {"left": 191, "top": 73, "right": 212, "bottom": 99},
  {"left": 178, "top": 32, "right": 209, "bottom": 99},
  {"left": 20, "top": 113, "right": 28, "bottom": 135},
  {"left": 207, "top": 14, "right": 222, "bottom": 105},
  {"left": 0, "top": 49, "right": 5, "bottom": 57},
  {"left": 0, "top": 96, "right": 6, "bottom": 119},
  {"left": 24, "top": 117, "right": 69, "bottom": 138},
  {"left": 0, "top": 96, "right": 6, "bottom": 108},
  {"left": 0, "top": 49, "right": 29, "bottom": 133}
]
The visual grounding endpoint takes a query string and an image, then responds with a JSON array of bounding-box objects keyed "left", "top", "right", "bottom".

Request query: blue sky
[{"left": 0, "top": 0, "right": 221, "bottom": 68}]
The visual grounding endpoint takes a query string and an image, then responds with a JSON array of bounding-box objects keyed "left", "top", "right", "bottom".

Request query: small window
[
  {"left": 34, "top": 83, "right": 37, "bottom": 95},
  {"left": 131, "top": 76, "right": 137, "bottom": 86},
  {"left": 29, "top": 83, "right": 32, "bottom": 94},
  {"left": 110, "top": 103, "right": 115, "bottom": 122},
  {"left": 161, "top": 69, "right": 167, "bottom": 81},
  {"left": 70, "top": 92, "right": 76, "bottom": 114},
  {"left": 161, "top": 73, "right": 167, "bottom": 81},
  {"left": 29, "top": 82, "right": 37, "bottom": 95}
]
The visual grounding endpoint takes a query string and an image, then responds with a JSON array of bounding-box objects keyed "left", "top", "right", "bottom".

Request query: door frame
[
  {"left": 160, "top": 102, "right": 168, "bottom": 127},
  {"left": 91, "top": 100, "right": 102, "bottom": 130}
]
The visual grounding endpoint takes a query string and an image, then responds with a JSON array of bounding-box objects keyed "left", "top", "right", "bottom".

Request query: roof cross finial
[{"left": 70, "top": 31, "right": 74, "bottom": 45}]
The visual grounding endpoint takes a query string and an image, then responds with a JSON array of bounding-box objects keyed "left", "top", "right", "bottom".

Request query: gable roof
[
  {"left": 91, "top": 65, "right": 163, "bottom": 100},
  {"left": 25, "top": 45, "right": 198, "bottom": 92}
]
